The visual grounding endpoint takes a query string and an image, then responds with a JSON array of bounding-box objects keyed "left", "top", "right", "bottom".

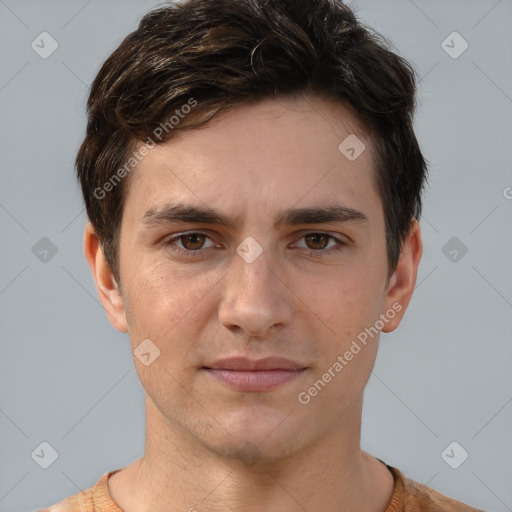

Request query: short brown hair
[{"left": 76, "top": 0, "right": 428, "bottom": 284}]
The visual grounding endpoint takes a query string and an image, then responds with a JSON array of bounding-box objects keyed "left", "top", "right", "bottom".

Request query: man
[{"left": 39, "top": 0, "right": 485, "bottom": 510}]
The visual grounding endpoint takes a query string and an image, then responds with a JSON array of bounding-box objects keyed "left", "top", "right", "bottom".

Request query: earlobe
[
  {"left": 83, "top": 222, "right": 129, "bottom": 333},
  {"left": 381, "top": 219, "right": 423, "bottom": 333}
]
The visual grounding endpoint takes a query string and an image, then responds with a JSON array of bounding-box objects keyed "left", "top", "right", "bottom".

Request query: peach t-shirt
[{"left": 38, "top": 462, "right": 485, "bottom": 511}]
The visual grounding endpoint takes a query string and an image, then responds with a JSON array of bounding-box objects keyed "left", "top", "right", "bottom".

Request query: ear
[
  {"left": 381, "top": 218, "right": 423, "bottom": 333},
  {"left": 83, "top": 222, "right": 128, "bottom": 333}
]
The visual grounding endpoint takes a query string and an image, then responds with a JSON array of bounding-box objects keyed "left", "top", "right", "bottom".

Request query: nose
[{"left": 218, "top": 247, "right": 293, "bottom": 338}]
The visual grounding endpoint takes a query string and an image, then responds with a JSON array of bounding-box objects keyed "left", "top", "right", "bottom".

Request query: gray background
[{"left": 0, "top": 0, "right": 511, "bottom": 511}]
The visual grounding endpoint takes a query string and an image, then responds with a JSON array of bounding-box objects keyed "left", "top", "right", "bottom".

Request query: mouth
[{"left": 202, "top": 357, "right": 308, "bottom": 392}]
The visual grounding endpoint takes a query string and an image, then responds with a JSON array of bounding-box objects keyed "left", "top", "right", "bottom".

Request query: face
[{"left": 89, "top": 94, "right": 419, "bottom": 463}]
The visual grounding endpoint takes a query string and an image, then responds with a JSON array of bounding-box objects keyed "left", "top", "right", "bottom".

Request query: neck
[{"left": 108, "top": 397, "right": 394, "bottom": 512}]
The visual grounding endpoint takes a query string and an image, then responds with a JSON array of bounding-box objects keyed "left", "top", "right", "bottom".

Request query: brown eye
[
  {"left": 164, "top": 232, "right": 218, "bottom": 258},
  {"left": 304, "top": 233, "right": 331, "bottom": 250},
  {"left": 180, "top": 233, "right": 206, "bottom": 250}
]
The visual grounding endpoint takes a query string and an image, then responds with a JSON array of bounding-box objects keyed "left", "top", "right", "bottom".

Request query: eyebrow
[{"left": 141, "top": 203, "right": 369, "bottom": 230}]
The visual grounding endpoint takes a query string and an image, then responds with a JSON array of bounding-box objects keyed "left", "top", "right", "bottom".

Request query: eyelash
[{"left": 164, "top": 232, "right": 347, "bottom": 259}]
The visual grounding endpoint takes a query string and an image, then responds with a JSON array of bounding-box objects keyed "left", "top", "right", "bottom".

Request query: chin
[
  {"left": 199, "top": 415, "right": 311, "bottom": 465},
  {"left": 204, "top": 435, "right": 301, "bottom": 466}
]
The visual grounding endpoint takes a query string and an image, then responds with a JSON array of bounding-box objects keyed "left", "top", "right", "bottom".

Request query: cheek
[
  {"left": 123, "top": 260, "right": 220, "bottom": 348},
  {"left": 125, "top": 259, "right": 183, "bottom": 310},
  {"left": 305, "top": 276, "right": 385, "bottom": 393},
  {"left": 314, "top": 269, "right": 383, "bottom": 333}
]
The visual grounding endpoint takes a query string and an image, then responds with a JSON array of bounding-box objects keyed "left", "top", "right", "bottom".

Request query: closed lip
[{"left": 203, "top": 357, "right": 306, "bottom": 371}]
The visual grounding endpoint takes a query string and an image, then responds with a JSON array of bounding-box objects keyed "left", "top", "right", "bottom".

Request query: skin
[{"left": 84, "top": 94, "right": 422, "bottom": 512}]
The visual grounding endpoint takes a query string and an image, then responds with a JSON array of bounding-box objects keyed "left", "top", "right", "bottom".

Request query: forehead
[{"left": 122, "top": 94, "right": 379, "bottom": 222}]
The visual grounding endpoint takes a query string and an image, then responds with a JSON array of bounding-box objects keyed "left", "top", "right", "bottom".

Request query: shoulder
[
  {"left": 388, "top": 465, "right": 486, "bottom": 511},
  {"left": 405, "top": 476, "right": 486, "bottom": 511},
  {"left": 36, "top": 469, "right": 123, "bottom": 512},
  {"left": 37, "top": 489, "right": 94, "bottom": 512}
]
